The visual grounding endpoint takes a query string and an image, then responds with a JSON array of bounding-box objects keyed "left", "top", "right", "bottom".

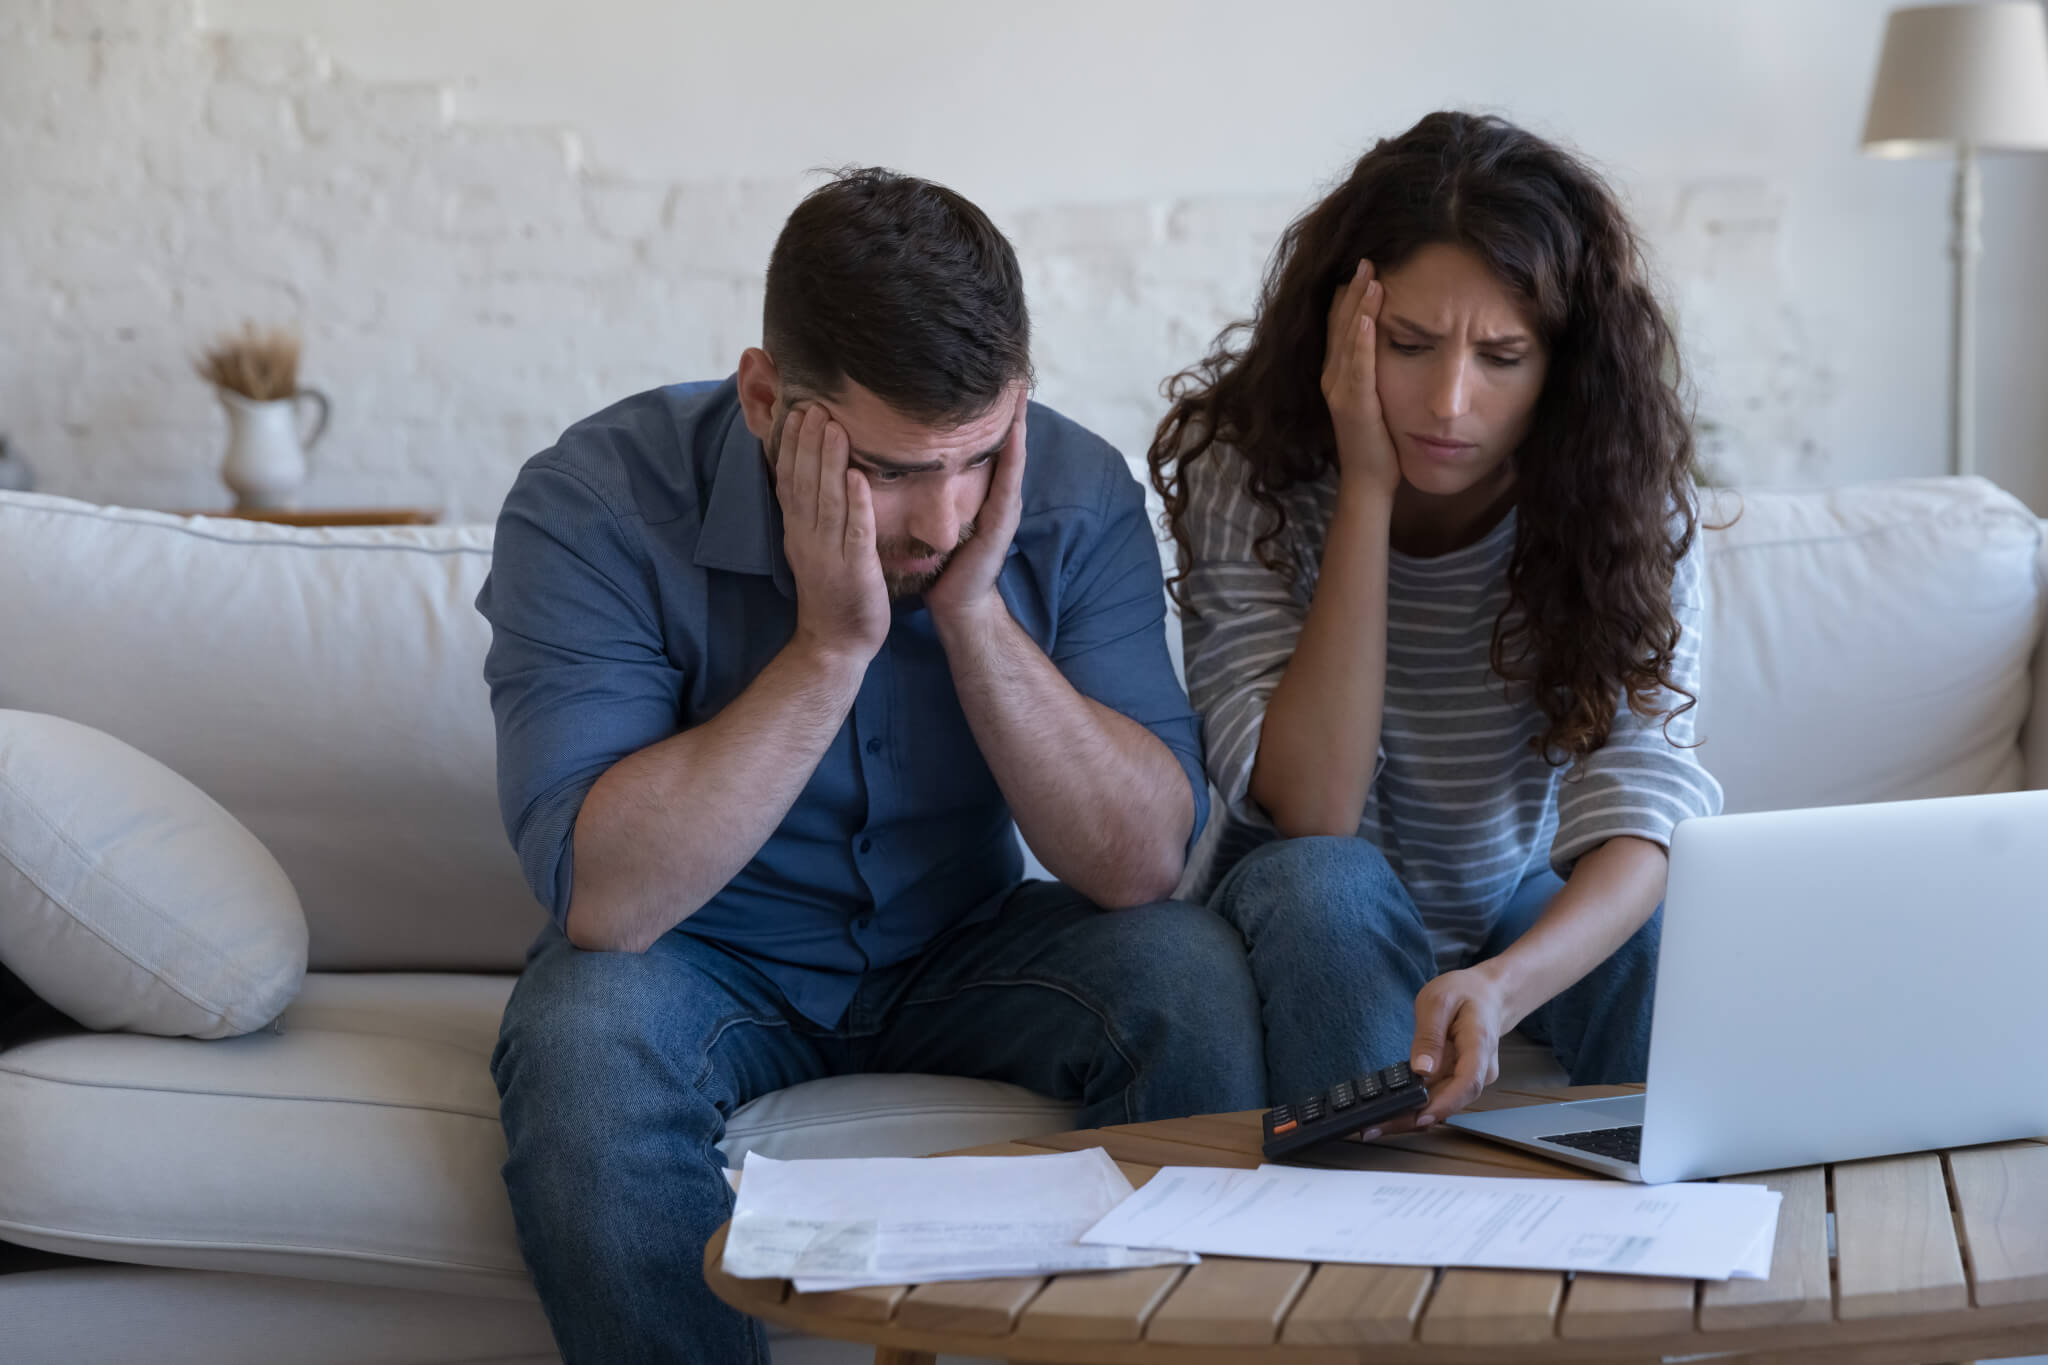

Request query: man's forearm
[
  {"left": 934, "top": 601, "right": 1192, "bottom": 907},
  {"left": 1479, "top": 836, "right": 1669, "bottom": 1025},
  {"left": 564, "top": 640, "right": 865, "bottom": 951}
]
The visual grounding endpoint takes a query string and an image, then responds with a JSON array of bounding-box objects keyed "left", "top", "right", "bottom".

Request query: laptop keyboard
[{"left": 1539, "top": 1124, "right": 1643, "bottom": 1163}]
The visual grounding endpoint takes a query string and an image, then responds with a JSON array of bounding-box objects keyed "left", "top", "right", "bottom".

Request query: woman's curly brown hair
[{"left": 1149, "top": 111, "right": 1701, "bottom": 767}]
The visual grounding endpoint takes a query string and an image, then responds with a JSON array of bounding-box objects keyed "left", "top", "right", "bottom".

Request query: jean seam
[
  {"left": 886, "top": 977, "right": 1145, "bottom": 1125},
  {"left": 689, "top": 1010, "right": 800, "bottom": 1102}
]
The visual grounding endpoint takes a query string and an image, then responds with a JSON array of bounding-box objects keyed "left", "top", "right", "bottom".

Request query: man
[{"left": 477, "top": 168, "right": 1263, "bottom": 1363}]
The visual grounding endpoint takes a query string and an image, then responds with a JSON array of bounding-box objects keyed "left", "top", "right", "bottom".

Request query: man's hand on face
[
  {"left": 775, "top": 402, "right": 891, "bottom": 669},
  {"left": 924, "top": 389, "right": 1029, "bottom": 627}
]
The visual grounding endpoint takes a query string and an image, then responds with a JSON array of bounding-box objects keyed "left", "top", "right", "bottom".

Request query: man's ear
[{"left": 736, "top": 348, "right": 780, "bottom": 442}]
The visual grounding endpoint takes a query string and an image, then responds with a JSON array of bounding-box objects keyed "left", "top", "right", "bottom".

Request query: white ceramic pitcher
[{"left": 219, "top": 387, "right": 330, "bottom": 510}]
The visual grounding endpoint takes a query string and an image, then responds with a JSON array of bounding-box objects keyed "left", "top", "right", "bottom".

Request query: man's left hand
[{"left": 925, "top": 390, "right": 1028, "bottom": 625}]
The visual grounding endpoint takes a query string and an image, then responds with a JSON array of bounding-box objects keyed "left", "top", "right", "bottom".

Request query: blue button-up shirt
[{"left": 477, "top": 378, "right": 1207, "bottom": 1026}]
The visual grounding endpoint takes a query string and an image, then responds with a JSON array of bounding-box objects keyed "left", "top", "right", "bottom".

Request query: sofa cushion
[
  {"left": 0, "top": 1264, "right": 561, "bottom": 1365},
  {"left": 0, "top": 493, "right": 534, "bottom": 973},
  {"left": 719, "top": 1073, "right": 1075, "bottom": 1165},
  {"left": 0, "top": 710, "right": 307, "bottom": 1038},
  {"left": 1697, "top": 477, "right": 2044, "bottom": 813},
  {"left": 0, "top": 973, "right": 528, "bottom": 1297},
  {"left": 0, "top": 971, "right": 1098, "bottom": 1295}
]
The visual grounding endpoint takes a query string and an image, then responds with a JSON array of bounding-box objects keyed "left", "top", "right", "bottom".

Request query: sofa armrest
[{"left": 2026, "top": 528, "right": 2048, "bottom": 790}]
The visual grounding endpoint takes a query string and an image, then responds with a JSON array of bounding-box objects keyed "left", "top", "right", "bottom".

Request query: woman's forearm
[
  {"left": 1249, "top": 481, "right": 1395, "bottom": 836},
  {"left": 1478, "top": 835, "right": 1669, "bottom": 1025}
]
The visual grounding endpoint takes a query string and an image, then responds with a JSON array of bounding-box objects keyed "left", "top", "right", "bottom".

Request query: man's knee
[
  {"left": 500, "top": 940, "right": 665, "bottom": 1066},
  {"left": 1084, "top": 899, "right": 1261, "bottom": 1041},
  {"left": 493, "top": 939, "right": 720, "bottom": 1136},
  {"left": 1073, "top": 899, "right": 1263, "bottom": 1105}
]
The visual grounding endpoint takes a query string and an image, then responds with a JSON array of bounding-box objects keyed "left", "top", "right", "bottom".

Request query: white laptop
[{"left": 1445, "top": 788, "right": 2048, "bottom": 1183}]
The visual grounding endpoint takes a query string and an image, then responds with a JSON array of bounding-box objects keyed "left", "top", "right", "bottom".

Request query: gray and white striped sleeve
[
  {"left": 1551, "top": 529, "right": 1725, "bottom": 874},
  {"left": 1177, "top": 449, "right": 1309, "bottom": 827}
]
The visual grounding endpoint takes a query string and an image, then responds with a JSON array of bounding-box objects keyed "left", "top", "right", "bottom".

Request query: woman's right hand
[{"left": 1321, "top": 259, "right": 1402, "bottom": 495}]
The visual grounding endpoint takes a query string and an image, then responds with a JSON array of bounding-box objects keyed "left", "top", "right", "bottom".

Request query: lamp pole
[{"left": 1949, "top": 142, "right": 1981, "bottom": 479}]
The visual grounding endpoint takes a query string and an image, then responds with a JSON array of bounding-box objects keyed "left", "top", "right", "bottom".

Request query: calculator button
[
  {"left": 1301, "top": 1100, "right": 1325, "bottom": 1120},
  {"left": 1269, "top": 1106, "right": 1293, "bottom": 1123},
  {"left": 1330, "top": 1083, "right": 1356, "bottom": 1110},
  {"left": 1383, "top": 1062, "right": 1412, "bottom": 1088},
  {"left": 1270, "top": 1118, "right": 1298, "bottom": 1135},
  {"left": 1357, "top": 1074, "right": 1383, "bottom": 1099}
]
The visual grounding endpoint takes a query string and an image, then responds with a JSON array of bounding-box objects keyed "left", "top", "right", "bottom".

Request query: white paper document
[
  {"left": 722, "top": 1147, "right": 1196, "bottom": 1291},
  {"left": 1080, "top": 1164, "right": 1781, "bottom": 1281}
]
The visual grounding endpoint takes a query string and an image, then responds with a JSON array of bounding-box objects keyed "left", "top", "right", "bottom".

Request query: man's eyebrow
[
  {"left": 1384, "top": 314, "right": 1530, "bottom": 348},
  {"left": 848, "top": 439, "right": 1006, "bottom": 473}
]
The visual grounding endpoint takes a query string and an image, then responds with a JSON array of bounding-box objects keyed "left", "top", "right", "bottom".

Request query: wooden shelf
[{"left": 166, "top": 507, "right": 440, "bottom": 527}]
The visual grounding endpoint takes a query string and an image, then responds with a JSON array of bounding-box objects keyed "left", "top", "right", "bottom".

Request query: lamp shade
[{"left": 1862, "top": 2, "right": 2048, "bottom": 156}]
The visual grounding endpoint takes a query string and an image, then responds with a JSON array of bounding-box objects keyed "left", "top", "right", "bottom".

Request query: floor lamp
[{"left": 1862, "top": 2, "right": 2048, "bottom": 479}]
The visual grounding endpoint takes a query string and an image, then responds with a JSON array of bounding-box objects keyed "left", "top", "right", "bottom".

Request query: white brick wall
[{"left": 4, "top": 0, "right": 2034, "bottom": 522}]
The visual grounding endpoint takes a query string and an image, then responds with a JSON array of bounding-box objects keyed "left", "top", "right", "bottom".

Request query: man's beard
[{"left": 881, "top": 521, "right": 976, "bottom": 599}]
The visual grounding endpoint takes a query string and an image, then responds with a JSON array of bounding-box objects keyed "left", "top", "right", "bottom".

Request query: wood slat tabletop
[{"left": 705, "top": 1086, "right": 2048, "bottom": 1364}]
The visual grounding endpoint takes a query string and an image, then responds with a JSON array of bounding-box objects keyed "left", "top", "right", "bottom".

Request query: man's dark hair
[{"left": 763, "top": 167, "right": 1032, "bottom": 426}]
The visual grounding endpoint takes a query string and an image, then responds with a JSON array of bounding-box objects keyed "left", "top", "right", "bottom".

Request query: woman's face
[{"left": 1373, "top": 242, "right": 1549, "bottom": 499}]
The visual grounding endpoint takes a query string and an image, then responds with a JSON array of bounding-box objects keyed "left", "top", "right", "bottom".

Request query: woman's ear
[{"left": 736, "top": 348, "right": 780, "bottom": 441}]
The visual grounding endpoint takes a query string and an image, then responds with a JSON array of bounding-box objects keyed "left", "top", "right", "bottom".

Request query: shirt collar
[{"left": 693, "top": 397, "right": 796, "bottom": 600}]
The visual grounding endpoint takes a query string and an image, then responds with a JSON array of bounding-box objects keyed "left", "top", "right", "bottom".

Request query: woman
[{"left": 1150, "top": 111, "right": 1723, "bottom": 1132}]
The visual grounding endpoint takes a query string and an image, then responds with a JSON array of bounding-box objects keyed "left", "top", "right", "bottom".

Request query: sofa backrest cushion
[
  {"left": 0, "top": 479, "right": 2039, "bottom": 972},
  {"left": 1695, "top": 477, "right": 2044, "bottom": 814},
  {"left": 0, "top": 495, "right": 535, "bottom": 971}
]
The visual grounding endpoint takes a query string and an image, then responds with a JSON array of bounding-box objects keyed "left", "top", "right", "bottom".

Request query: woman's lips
[{"left": 1410, "top": 434, "right": 1478, "bottom": 459}]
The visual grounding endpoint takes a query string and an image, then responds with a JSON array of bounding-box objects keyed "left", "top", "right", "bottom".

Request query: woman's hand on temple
[{"left": 1320, "top": 258, "right": 1402, "bottom": 497}]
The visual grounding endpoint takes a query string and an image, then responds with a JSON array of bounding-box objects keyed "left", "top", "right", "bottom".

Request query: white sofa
[{"left": 0, "top": 475, "right": 2043, "bottom": 1365}]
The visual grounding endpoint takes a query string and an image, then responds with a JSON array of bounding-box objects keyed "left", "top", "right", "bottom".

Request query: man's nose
[{"left": 905, "top": 484, "right": 960, "bottom": 551}]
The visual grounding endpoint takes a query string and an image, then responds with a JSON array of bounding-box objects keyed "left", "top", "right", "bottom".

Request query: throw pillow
[{"left": 0, "top": 710, "right": 307, "bottom": 1037}]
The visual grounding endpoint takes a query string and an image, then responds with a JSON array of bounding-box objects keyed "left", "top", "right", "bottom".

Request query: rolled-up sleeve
[
  {"left": 475, "top": 458, "right": 685, "bottom": 926},
  {"left": 1043, "top": 458, "right": 1211, "bottom": 853},
  {"left": 1177, "top": 450, "right": 1312, "bottom": 829},
  {"left": 1551, "top": 531, "right": 1726, "bottom": 875}
]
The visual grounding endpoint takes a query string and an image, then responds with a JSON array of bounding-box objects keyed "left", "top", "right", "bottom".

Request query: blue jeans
[
  {"left": 491, "top": 880, "right": 1264, "bottom": 1365},
  {"left": 1208, "top": 836, "right": 1661, "bottom": 1102}
]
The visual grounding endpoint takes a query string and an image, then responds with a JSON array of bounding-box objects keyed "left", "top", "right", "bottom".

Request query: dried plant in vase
[
  {"left": 195, "top": 323, "right": 302, "bottom": 402},
  {"left": 194, "top": 322, "right": 330, "bottom": 510}
]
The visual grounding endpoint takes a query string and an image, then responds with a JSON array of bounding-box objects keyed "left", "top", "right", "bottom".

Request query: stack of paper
[
  {"left": 1081, "top": 1165, "right": 1782, "bottom": 1281},
  {"left": 721, "top": 1147, "right": 1196, "bottom": 1291}
]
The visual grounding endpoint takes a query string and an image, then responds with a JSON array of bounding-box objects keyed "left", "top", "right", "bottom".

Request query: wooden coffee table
[{"left": 705, "top": 1084, "right": 2048, "bottom": 1364}]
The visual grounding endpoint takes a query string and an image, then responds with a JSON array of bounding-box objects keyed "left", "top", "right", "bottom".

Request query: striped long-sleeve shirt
[{"left": 1180, "top": 446, "right": 1724, "bottom": 970}]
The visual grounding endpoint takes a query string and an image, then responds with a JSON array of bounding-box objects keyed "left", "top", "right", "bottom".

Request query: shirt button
[
  {"left": 858, "top": 838, "right": 872, "bottom": 853},
  {"left": 865, "top": 738, "right": 882, "bottom": 755}
]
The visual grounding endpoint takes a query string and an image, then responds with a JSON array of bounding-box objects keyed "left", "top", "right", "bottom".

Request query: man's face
[{"left": 768, "top": 379, "right": 1021, "bottom": 598}]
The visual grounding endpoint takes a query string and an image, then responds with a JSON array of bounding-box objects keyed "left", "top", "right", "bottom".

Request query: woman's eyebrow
[{"left": 1384, "top": 314, "right": 1530, "bottom": 348}]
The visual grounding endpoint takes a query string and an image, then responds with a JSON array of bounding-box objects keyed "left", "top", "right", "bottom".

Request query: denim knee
[
  {"left": 1079, "top": 898, "right": 1265, "bottom": 1115},
  {"left": 1211, "top": 836, "right": 1428, "bottom": 957},
  {"left": 492, "top": 942, "right": 724, "bottom": 1147},
  {"left": 1100, "top": 899, "right": 1262, "bottom": 1044}
]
